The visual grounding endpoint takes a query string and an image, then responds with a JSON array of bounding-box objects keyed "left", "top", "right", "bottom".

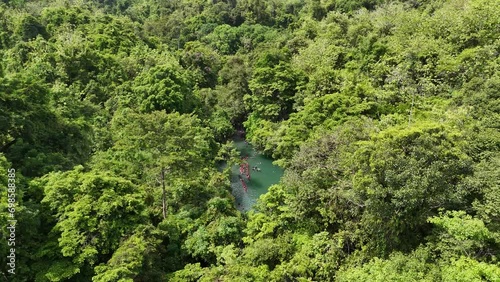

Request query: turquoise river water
[{"left": 230, "top": 137, "right": 284, "bottom": 212}]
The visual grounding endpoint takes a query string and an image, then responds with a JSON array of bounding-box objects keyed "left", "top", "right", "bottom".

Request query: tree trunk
[
  {"left": 0, "top": 138, "right": 17, "bottom": 153},
  {"left": 161, "top": 167, "right": 167, "bottom": 219}
]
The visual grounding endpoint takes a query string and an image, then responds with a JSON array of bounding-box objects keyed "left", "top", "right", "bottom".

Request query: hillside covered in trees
[{"left": 0, "top": 0, "right": 499, "bottom": 280}]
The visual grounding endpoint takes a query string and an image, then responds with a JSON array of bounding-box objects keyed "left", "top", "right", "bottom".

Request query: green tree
[
  {"left": 336, "top": 247, "right": 440, "bottom": 282},
  {"left": 132, "top": 62, "right": 197, "bottom": 113},
  {"left": 15, "top": 14, "right": 47, "bottom": 41},
  {"left": 350, "top": 123, "right": 473, "bottom": 255},
  {"left": 37, "top": 167, "right": 146, "bottom": 281},
  {"left": 92, "top": 226, "right": 163, "bottom": 282},
  {"left": 109, "top": 110, "right": 215, "bottom": 219},
  {"left": 428, "top": 211, "right": 496, "bottom": 260},
  {"left": 0, "top": 74, "right": 91, "bottom": 177},
  {"left": 180, "top": 41, "right": 221, "bottom": 88},
  {"left": 216, "top": 55, "right": 251, "bottom": 124},
  {"left": 246, "top": 49, "right": 305, "bottom": 121}
]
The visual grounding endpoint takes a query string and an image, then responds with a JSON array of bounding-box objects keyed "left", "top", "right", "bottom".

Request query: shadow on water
[{"left": 230, "top": 136, "right": 284, "bottom": 212}]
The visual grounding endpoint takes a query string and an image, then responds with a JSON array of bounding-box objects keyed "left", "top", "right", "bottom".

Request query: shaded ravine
[{"left": 230, "top": 136, "right": 284, "bottom": 212}]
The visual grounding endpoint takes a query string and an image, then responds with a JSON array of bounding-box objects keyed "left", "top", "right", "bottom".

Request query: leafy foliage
[{"left": 0, "top": 0, "right": 498, "bottom": 280}]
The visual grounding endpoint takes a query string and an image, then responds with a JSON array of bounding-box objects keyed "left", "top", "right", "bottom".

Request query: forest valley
[{"left": 0, "top": 0, "right": 499, "bottom": 281}]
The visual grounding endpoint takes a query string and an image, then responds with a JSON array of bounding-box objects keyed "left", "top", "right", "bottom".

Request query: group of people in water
[
  {"left": 243, "top": 140, "right": 262, "bottom": 172},
  {"left": 252, "top": 165, "right": 261, "bottom": 172},
  {"left": 238, "top": 140, "right": 263, "bottom": 194}
]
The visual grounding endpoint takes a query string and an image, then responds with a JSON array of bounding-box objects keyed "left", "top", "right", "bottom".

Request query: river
[{"left": 230, "top": 136, "right": 284, "bottom": 212}]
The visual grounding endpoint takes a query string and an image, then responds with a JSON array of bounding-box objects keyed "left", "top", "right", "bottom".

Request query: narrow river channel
[{"left": 230, "top": 136, "right": 284, "bottom": 212}]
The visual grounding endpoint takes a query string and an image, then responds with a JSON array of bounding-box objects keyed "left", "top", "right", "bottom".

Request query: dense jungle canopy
[{"left": 0, "top": 0, "right": 499, "bottom": 280}]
